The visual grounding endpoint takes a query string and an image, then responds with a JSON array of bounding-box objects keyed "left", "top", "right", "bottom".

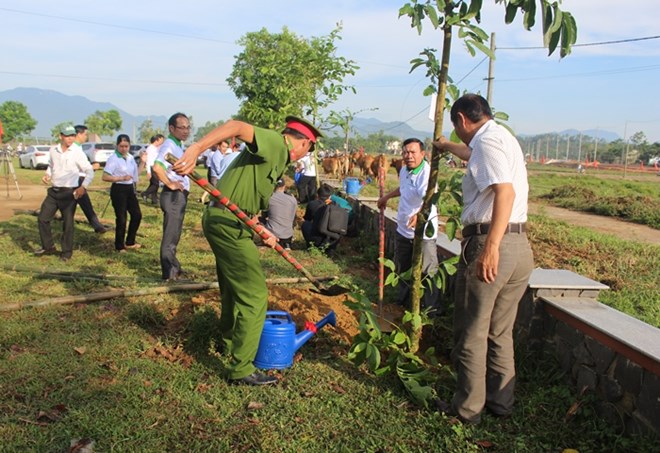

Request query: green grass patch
[
  {"left": 0, "top": 165, "right": 658, "bottom": 450},
  {"left": 528, "top": 171, "right": 660, "bottom": 229}
]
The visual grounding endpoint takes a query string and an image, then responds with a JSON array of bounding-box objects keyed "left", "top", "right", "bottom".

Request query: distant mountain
[
  {"left": 327, "top": 117, "right": 434, "bottom": 140},
  {"left": 0, "top": 87, "right": 167, "bottom": 139},
  {"left": 519, "top": 128, "right": 619, "bottom": 142},
  {"left": 559, "top": 128, "right": 619, "bottom": 142}
]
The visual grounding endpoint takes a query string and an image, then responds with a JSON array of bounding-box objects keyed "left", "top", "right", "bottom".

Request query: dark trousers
[
  {"left": 38, "top": 187, "right": 77, "bottom": 258},
  {"left": 394, "top": 232, "right": 441, "bottom": 313},
  {"left": 143, "top": 172, "right": 160, "bottom": 203},
  {"left": 159, "top": 188, "right": 188, "bottom": 280},
  {"left": 297, "top": 175, "right": 317, "bottom": 204},
  {"left": 76, "top": 176, "right": 103, "bottom": 230},
  {"left": 110, "top": 183, "right": 142, "bottom": 250}
]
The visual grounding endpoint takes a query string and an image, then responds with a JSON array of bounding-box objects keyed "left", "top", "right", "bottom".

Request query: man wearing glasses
[
  {"left": 173, "top": 116, "right": 321, "bottom": 386},
  {"left": 153, "top": 113, "right": 191, "bottom": 281}
]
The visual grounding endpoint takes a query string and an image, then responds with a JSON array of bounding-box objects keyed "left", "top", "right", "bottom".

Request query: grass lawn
[{"left": 0, "top": 165, "right": 658, "bottom": 451}]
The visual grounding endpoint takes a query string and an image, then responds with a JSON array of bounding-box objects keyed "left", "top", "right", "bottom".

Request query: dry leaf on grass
[
  {"left": 69, "top": 438, "right": 95, "bottom": 453},
  {"left": 73, "top": 347, "right": 86, "bottom": 355},
  {"left": 247, "top": 401, "right": 265, "bottom": 411},
  {"left": 330, "top": 383, "right": 346, "bottom": 394},
  {"left": 475, "top": 440, "right": 494, "bottom": 448}
]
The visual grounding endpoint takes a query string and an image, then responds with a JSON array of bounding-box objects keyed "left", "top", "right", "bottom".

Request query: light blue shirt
[{"left": 215, "top": 150, "right": 241, "bottom": 181}]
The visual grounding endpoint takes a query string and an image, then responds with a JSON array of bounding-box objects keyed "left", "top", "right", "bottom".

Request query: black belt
[
  {"left": 462, "top": 222, "right": 526, "bottom": 237},
  {"left": 50, "top": 187, "right": 75, "bottom": 192}
]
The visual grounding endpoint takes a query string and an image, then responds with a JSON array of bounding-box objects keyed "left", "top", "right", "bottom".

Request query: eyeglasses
[{"left": 175, "top": 125, "right": 192, "bottom": 131}]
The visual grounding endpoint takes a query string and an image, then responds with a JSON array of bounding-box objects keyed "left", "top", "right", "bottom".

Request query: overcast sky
[{"left": 1, "top": 0, "right": 659, "bottom": 141}]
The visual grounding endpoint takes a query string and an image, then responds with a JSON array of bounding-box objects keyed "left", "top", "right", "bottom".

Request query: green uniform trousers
[{"left": 202, "top": 207, "right": 268, "bottom": 380}]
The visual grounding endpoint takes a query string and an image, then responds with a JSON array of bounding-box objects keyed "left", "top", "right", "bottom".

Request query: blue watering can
[
  {"left": 343, "top": 177, "right": 362, "bottom": 196},
  {"left": 254, "top": 310, "right": 336, "bottom": 369}
]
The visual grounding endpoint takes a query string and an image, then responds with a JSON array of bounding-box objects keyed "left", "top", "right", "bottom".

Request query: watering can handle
[{"left": 266, "top": 310, "right": 293, "bottom": 322}]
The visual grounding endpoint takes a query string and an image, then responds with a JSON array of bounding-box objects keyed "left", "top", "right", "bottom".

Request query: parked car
[
  {"left": 129, "top": 144, "right": 148, "bottom": 161},
  {"left": 19, "top": 145, "right": 52, "bottom": 170},
  {"left": 81, "top": 142, "right": 115, "bottom": 166}
]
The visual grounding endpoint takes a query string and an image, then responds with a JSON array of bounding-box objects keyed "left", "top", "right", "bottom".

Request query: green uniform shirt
[{"left": 216, "top": 126, "right": 289, "bottom": 215}]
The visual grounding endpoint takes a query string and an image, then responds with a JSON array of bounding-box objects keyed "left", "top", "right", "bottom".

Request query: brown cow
[
  {"left": 390, "top": 157, "right": 404, "bottom": 177},
  {"left": 348, "top": 149, "right": 364, "bottom": 176},
  {"left": 370, "top": 154, "right": 388, "bottom": 180},
  {"left": 359, "top": 154, "right": 375, "bottom": 178},
  {"left": 322, "top": 156, "right": 340, "bottom": 178}
]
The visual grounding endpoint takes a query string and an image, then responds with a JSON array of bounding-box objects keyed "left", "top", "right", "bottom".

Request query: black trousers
[
  {"left": 142, "top": 172, "right": 160, "bottom": 203},
  {"left": 394, "top": 232, "right": 441, "bottom": 314},
  {"left": 297, "top": 175, "right": 317, "bottom": 204},
  {"left": 159, "top": 188, "right": 188, "bottom": 279},
  {"left": 110, "top": 183, "right": 142, "bottom": 250},
  {"left": 76, "top": 176, "right": 103, "bottom": 230},
  {"left": 38, "top": 187, "right": 77, "bottom": 258}
]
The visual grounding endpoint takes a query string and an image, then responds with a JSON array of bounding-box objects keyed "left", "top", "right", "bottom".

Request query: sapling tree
[{"left": 399, "top": 0, "right": 578, "bottom": 351}]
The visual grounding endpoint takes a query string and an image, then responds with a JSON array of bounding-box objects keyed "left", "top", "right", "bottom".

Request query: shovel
[{"left": 165, "top": 153, "right": 349, "bottom": 296}]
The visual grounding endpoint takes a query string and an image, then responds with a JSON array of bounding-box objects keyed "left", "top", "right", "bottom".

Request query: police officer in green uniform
[{"left": 174, "top": 117, "right": 321, "bottom": 385}]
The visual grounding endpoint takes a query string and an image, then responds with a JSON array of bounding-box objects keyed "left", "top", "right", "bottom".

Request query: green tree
[
  {"left": 0, "top": 101, "right": 38, "bottom": 142},
  {"left": 137, "top": 119, "right": 166, "bottom": 143},
  {"left": 228, "top": 25, "right": 358, "bottom": 128},
  {"left": 398, "top": 0, "right": 577, "bottom": 352},
  {"left": 194, "top": 120, "right": 225, "bottom": 141},
  {"left": 85, "top": 109, "right": 122, "bottom": 138},
  {"left": 50, "top": 121, "right": 74, "bottom": 141}
]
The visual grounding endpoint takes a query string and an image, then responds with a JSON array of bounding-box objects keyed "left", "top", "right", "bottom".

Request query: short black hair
[
  {"left": 318, "top": 183, "right": 333, "bottom": 200},
  {"left": 168, "top": 112, "right": 188, "bottom": 128},
  {"left": 150, "top": 134, "right": 165, "bottom": 144},
  {"left": 450, "top": 94, "right": 493, "bottom": 124},
  {"left": 74, "top": 125, "right": 87, "bottom": 134},
  {"left": 402, "top": 138, "right": 424, "bottom": 150}
]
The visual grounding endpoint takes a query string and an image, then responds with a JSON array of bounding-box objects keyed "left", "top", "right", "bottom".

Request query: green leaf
[
  {"left": 549, "top": 4, "right": 563, "bottom": 34},
  {"left": 384, "top": 272, "right": 397, "bottom": 287},
  {"left": 547, "top": 27, "right": 561, "bottom": 57},
  {"left": 366, "top": 344, "right": 381, "bottom": 370},
  {"left": 493, "top": 110, "right": 509, "bottom": 121},
  {"left": 422, "top": 85, "right": 436, "bottom": 97},
  {"left": 424, "top": 222, "right": 435, "bottom": 238},
  {"left": 445, "top": 218, "right": 457, "bottom": 240},
  {"left": 447, "top": 84, "right": 460, "bottom": 101},
  {"left": 522, "top": 0, "right": 536, "bottom": 30},
  {"left": 425, "top": 4, "right": 440, "bottom": 29},
  {"left": 464, "top": 40, "right": 476, "bottom": 57},
  {"left": 469, "top": 39, "right": 493, "bottom": 58},
  {"left": 467, "top": 0, "right": 483, "bottom": 18},
  {"left": 504, "top": 2, "right": 518, "bottom": 24},
  {"left": 393, "top": 331, "right": 407, "bottom": 345}
]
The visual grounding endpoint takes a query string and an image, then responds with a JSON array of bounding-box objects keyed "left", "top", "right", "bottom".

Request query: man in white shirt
[
  {"left": 72, "top": 124, "right": 107, "bottom": 233},
  {"left": 142, "top": 134, "right": 165, "bottom": 204},
  {"left": 377, "top": 138, "right": 441, "bottom": 315},
  {"left": 153, "top": 113, "right": 191, "bottom": 281},
  {"left": 434, "top": 93, "right": 534, "bottom": 424},
  {"left": 296, "top": 151, "right": 317, "bottom": 203},
  {"left": 35, "top": 125, "right": 94, "bottom": 261},
  {"left": 213, "top": 142, "right": 242, "bottom": 182}
]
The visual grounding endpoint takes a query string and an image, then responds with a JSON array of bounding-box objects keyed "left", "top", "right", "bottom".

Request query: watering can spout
[{"left": 293, "top": 311, "right": 336, "bottom": 352}]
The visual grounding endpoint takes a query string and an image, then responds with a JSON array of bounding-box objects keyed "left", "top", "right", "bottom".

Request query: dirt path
[{"left": 529, "top": 201, "right": 660, "bottom": 245}]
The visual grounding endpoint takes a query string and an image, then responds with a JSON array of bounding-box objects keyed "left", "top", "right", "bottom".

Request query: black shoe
[
  {"left": 232, "top": 372, "right": 278, "bottom": 386},
  {"left": 60, "top": 254, "right": 71, "bottom": 262},
  {"left": 95, "top": 225, "right": 109, "bottom": 234},
  {"left": 34, "top": 247, "right": 57, "bottom": 257}
]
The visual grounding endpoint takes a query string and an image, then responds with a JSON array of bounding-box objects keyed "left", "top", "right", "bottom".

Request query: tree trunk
[{"left": 408, "top": 17, "right": 453, "bottom": 353}]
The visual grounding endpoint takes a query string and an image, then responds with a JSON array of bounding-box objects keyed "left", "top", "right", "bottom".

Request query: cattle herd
[{"left": 320, "top": 149, "right": 404, "bottom": 180}]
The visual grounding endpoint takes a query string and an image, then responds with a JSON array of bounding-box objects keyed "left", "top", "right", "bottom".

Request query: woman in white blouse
[{"left": 102, "top": 134, "right": 144, "bottom": 252}]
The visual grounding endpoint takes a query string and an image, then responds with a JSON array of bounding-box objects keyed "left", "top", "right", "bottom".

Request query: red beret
[{"left": 285, "top": 116, "right": 322, "bottom": 143}]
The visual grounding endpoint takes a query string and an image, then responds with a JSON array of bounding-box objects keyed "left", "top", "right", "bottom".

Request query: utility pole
[
  {"left": 486, "top": 33, "right": 496, "bottom": 105},
  {"left": 566, "top": 136, "right": 570, "bottom": 160},
  {"left": 594, "top": 129, "right": 599, "bottom": 163},
  {"left": 622, "top": 121, "right": 629, "bottom": 178},
  {"left": 555, "top": 135, "right": 560, "bottom": 160},
  {"left": 577, "top": 132, "right": 583, "bottom": 163}
]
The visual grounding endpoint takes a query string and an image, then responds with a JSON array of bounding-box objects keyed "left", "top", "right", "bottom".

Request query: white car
[
  {"left": 81, "top": 142, "right": 115, "bottom": 165},
  {"left": 19, "top": 145, "right": 52, "bottom": 170}
]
